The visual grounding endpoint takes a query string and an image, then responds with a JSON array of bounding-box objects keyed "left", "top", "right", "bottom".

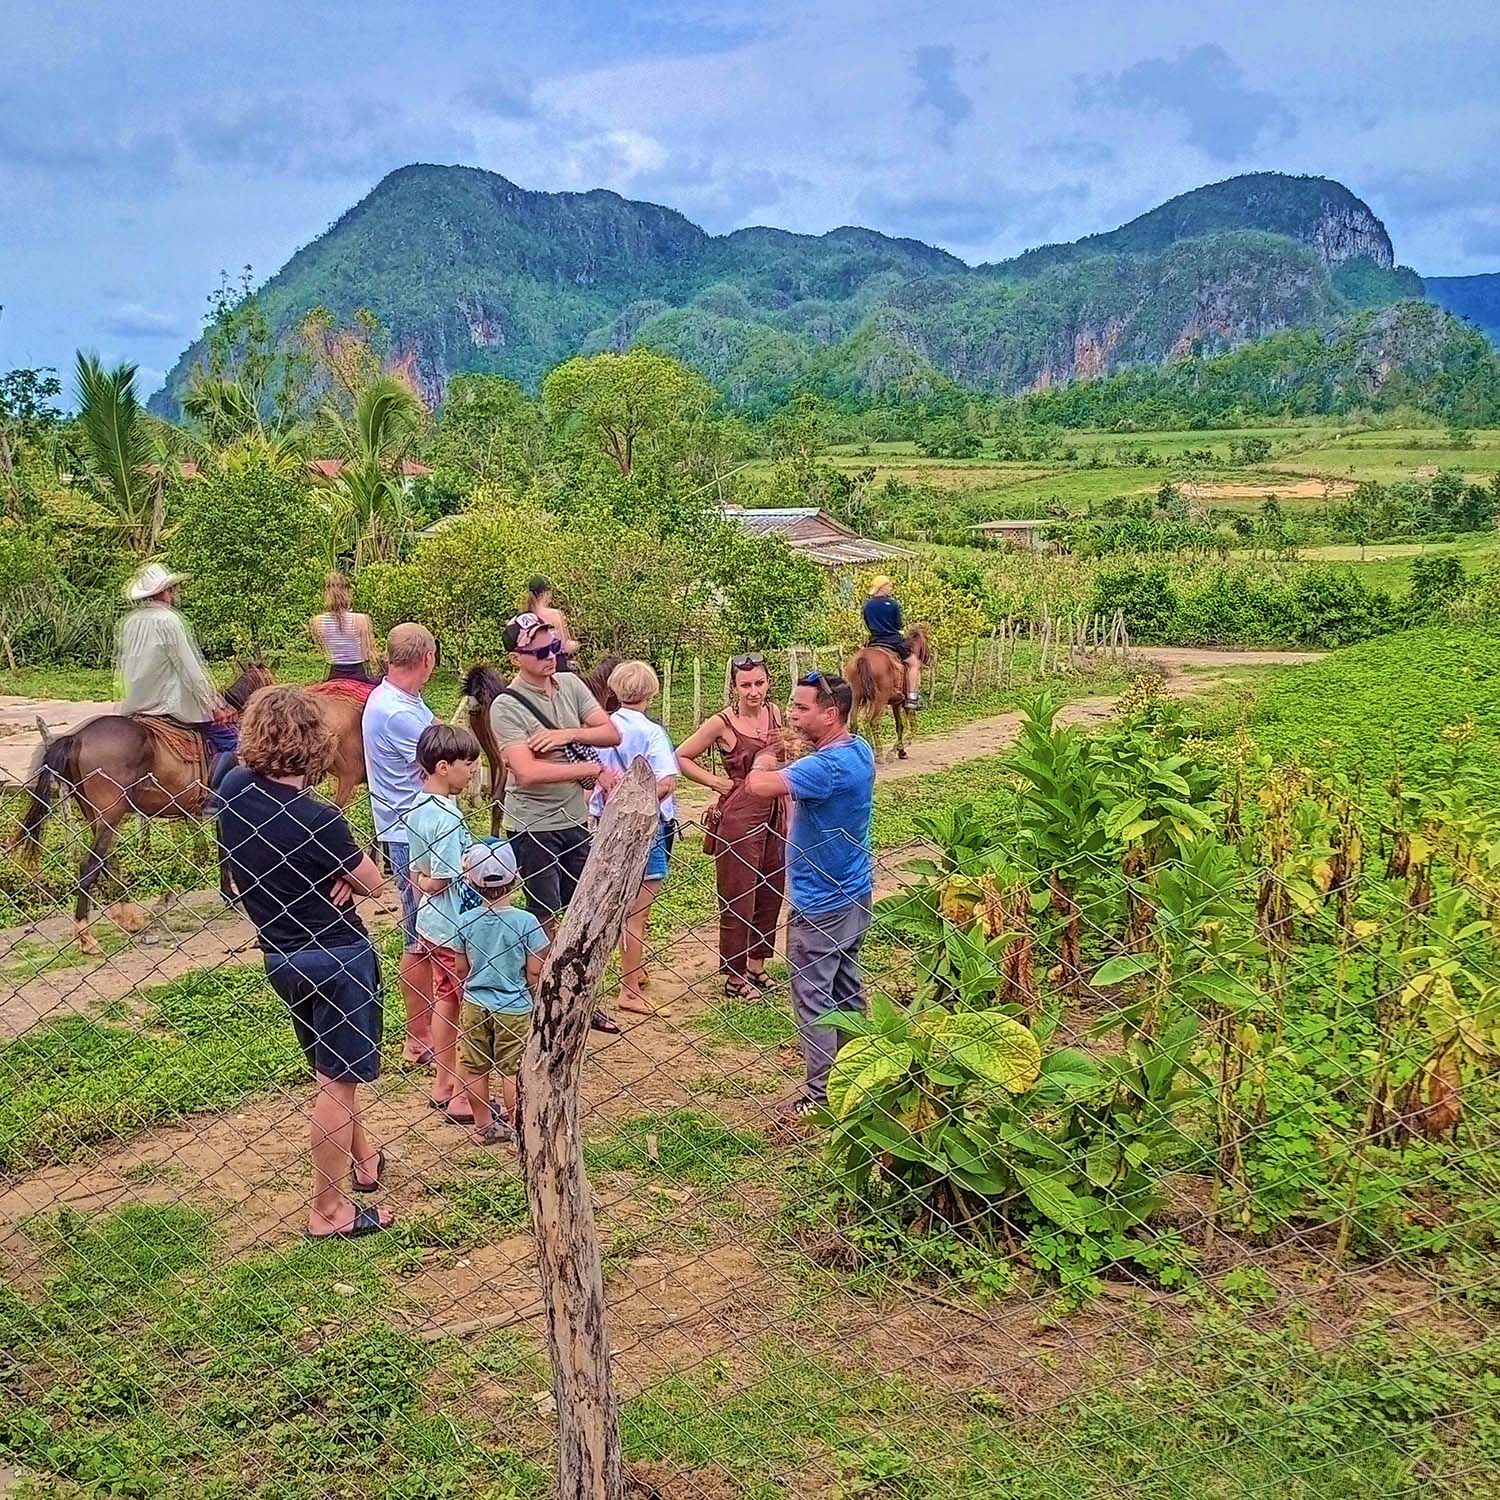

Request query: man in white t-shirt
[{"left": 361, "top": 622, "right": 436, "bottom": 1064}]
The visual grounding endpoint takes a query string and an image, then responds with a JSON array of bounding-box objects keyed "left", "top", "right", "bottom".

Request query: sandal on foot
[
  {"left": 786, "top": 1095, "right": 824, "bottom": 1120},
  {"left": 308, "top": 1205, "right": 392, "bottom": 1241},
  {"left": 724, "top": 978, "right": 756, "bottom": 1000},
  {"left": 745, "top": 971, "right": 775, "bottom": 993},
  {"left": 472, "top": 1123, "right": 514, "bottom": 1147},
  {"left": 590, "top": 1010, "right": 622, "bottom": 1034},
  {"left": 351, "top": 1149, "right": 386, "bottom": 1194}
]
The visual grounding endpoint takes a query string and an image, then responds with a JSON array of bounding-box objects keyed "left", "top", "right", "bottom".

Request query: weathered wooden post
[
  {"left": 691, "top": 657, "right": 702, "bottom": 728},
  {"left": 519, "top": 761, "right": 659, "bottom": 1500},
  {"left": 661, "top": 660, "right": 673, "bottom": 729}
]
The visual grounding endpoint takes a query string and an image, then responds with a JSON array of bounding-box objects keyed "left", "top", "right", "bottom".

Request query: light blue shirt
[
  {"left": 406, "top": 793, "right": 471, "bottom": 947},
  {"left": 361, "top": 680, "right": 434, "bottom": 843},
  {"left": 783, "top": 735, "right": 875, "bottom": 916},
  {"left": 452, "top": 903, "right": 549, "bottom": 1014}
]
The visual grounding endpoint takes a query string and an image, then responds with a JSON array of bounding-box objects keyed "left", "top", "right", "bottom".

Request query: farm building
[
  {"left": 972, "top": 518, "right": 1050, "bottom": 551},
  {"left": 721, "top": 506, "right": 913, "bottom": 568}
]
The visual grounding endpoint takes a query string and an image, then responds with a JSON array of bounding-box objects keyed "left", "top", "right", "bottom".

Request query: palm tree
[
  {"left": 181, "top": 373, "right": 307, "bottom": 477},
  {"left": 316, "top": 375, "right": 425, "bottom": 571},
  {"left": 72, "top": 353, "right": 169, "bottom": 555}
]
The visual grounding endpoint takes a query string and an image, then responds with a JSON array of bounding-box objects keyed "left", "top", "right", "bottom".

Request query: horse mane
[
  {"left": 908, "top": 623, "right": 934, "bottom": 665},
  {"left": 581, "top": 654, "right": 622, "bottom": 713},
  {"left": 461, "top": 664, "right": 506, "bottom": 707},
  {"left": 223, "top": 662, "right": 272, "bottom": 711}
]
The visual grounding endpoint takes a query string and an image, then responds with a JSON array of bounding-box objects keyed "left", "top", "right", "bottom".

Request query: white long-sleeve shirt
[{"left": 116, "top": 603, "right": 220, "bottom": 722}]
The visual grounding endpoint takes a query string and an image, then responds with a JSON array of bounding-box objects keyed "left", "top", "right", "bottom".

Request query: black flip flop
[
  {"left": 351, "top": 1149, "right": 386, "bottom": 1194},
  {"left": 590, "top": 1010, "right": 622, "bottom": 1034},
  {"left": 307, "top": 1205, "right": 392, "bottom": 1241}
]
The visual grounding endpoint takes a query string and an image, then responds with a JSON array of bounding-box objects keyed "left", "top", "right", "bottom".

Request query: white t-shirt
[
  {"left": 592, "top": 707, "right": 678, "bottom": 821},
  {"left": 361, "top": 680, "right": 435, "bottom": 843}
]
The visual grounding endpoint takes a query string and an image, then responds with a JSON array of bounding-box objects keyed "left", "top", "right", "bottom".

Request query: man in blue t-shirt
[{"left": 745, "top": 672, "right": 876, "bottom": 1116}]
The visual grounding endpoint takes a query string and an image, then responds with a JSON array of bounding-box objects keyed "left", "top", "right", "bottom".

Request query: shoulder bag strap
[{"left": 495, "top": 687, "right": 559, "bottom": 733}]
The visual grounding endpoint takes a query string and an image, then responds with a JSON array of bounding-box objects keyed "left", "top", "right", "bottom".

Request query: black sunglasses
[
  {"left": 515, "top": 637, "right": 562, "bottom": 660},
  {"left": 731, "top": 652, "right": 767, "bottom": 671}
]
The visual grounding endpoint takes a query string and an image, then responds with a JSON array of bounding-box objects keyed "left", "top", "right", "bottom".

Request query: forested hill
[
  {"left": 1424, "top": 274, "right": 1500, "bottom": 342},
  {"left": 153, "top": 167, "right": 1466, "bottom": 416}
]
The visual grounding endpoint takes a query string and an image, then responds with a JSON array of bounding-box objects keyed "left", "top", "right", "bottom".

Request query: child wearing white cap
[{"left": 449, "top": 840, "right": 550, "bottom": 1146}]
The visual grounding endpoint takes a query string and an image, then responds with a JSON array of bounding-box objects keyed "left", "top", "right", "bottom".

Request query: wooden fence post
[
  {"left": 661, "top": 660, "right": 672, "bottom": 729},
  {"left": 519, "top": 761, "right": 660, "bottom": 1500},
  {"left": 691, "top": 657, "right": 702, "bottom": 728}
]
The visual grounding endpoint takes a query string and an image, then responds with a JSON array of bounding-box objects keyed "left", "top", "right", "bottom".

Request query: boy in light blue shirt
[
  {"left": 451, "top": 840, "right": 550, "bottom": 1146},
  {"left": 406, "top": 724, "right": 481, "bottom": 1123}
]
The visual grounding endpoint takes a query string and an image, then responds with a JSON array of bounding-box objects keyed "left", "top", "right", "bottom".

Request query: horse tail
[
  {"left": 13, "top": 732, "right": 79, "bottom": 866},
  {"left": 853, "top": 652, "right": 880, "bottom": 718}
]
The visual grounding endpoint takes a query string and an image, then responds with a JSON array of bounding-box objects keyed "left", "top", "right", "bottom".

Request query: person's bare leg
[
  {"left": 432, "top": 984, "right": 469, "bottom": 1118},
  {"left": 619, "top": 883, "right": 662, "bottom": 1014},
  {"left": 308, "top": 1077, "right": 391, "bottom": 1236},
  {"left": 399, "top": 948, "right": 433, "bottom": 1064},
  {"left": 499, "top": 1072, "right": 519, "bottom": 1123},
  {"left": 463, "top": 1069, "right": 493, "bottom": 1145},
  {"left": 350, "top": 1109, "right": 380, "bottom": 1188}
]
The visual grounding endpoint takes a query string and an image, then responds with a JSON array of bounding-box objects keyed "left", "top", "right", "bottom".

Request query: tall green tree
[
  {"left": 316, "top": 375, "right": 426, "bottom": 571},
  {"left": 71, "top": 353, "right": 170, "bottom": 555}
]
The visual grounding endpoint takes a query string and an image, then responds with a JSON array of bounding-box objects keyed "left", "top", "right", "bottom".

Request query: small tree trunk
[{"left": 519, "top": 761, "right": 659, "bottom": 1500}]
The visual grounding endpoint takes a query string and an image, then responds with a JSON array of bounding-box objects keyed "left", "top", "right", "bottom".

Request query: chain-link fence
[{"left": 1, "top": 679, "right": 1497, "bottom": 1499}]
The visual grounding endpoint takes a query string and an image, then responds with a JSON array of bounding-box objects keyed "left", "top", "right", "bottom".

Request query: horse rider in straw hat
[
  {"left": 862, "top": 574, "right": 922, "bottom": 709},
  {"left": 117, "top": 561, "right": 240, "bottom": 783}
]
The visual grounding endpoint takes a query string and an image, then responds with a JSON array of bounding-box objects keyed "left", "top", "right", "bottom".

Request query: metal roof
[{"left": 722, "top": 506, "right": 913, "bottom": 567}]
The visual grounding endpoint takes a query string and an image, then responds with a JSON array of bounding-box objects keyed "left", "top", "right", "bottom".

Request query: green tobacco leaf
[
  {"left": 1015, "top": 1167, "right": 1088, "bottom": 1233},
  {"left": 1084, "top": 1140, "right": 1122, "bottom": 1188},
  {"left": 1185, "top": 971, "right": 1263, "bottom": 1011},
  {"left": 926, "top": 1011, "right": 1041, "bottom": 1093},
  {"left": 826, "top": 1037, "right": 912, "bottom": 1120},
  {"left": 1092, "top": 953, "right": 1156, "bottom": 986},
  {"left": 1039, "top": 1047, "right": 1107, "bottom": 1093}
]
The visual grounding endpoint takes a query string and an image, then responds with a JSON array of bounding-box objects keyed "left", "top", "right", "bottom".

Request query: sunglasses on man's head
[{"left": 798, "top": 670, "right": 835, "bottom": 703}]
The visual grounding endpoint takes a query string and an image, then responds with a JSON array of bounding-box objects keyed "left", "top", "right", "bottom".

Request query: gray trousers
[{"left": 787, "top": 897, "right": 872, "bottom": 1101}]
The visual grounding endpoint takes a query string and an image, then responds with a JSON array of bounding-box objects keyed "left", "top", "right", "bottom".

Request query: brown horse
[
  {"left": 846, "top": 624, "right": 933, "bottom": 763},
  {"left": 462, "top": 656, "right": 620, "bottom": 836},
  {"left": 12, "top": 666, "right": 371, "bottom": 952}
]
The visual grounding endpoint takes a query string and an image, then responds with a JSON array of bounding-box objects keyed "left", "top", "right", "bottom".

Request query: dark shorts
[
  {"left": 871, "top": 637, "right": 911, "bottom": 661},
  {"left": 383, "top": 841, "right": 419, "bottom": 949},
  {"left": 509, "top": 825, "right": 591, "bottom": 919},
  {"left": 326, "top": 662, "right": 379, "bottom": 685},
  {"left": 265, "top": 940, "right": 383, "bottom": 1084}
]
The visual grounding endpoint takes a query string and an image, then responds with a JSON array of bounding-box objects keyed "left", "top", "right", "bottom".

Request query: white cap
[{"left": 463, "top": 839, "right": 518, "bottom": 889}]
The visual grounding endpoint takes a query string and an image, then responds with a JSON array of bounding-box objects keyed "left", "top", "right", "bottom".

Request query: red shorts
[{"left": 417, "top": 941, "right": 466, "bottom": 1009}]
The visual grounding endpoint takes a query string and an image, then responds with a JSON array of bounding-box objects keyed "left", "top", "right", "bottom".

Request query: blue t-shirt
[
  {"left": 782, "top": 736, "right": 876, "bottom": 916},
  {"left": 451, "top": 903, "right": 549, "bottom": 1014},
  {"left": 406, "top": 793, "right": 472, "bottom": 947},
  {"left": 863, "top": 595, "right": 903, "bottom": 642}
]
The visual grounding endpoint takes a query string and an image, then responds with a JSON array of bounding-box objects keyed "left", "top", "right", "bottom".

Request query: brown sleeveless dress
[{"left": 712, "top": 709, "right": 789, "bottom": 978}]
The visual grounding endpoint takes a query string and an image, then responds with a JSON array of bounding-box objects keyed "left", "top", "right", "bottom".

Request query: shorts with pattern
[{"left": 461, "top": 1002, "right": 530, "bottom": 1074}]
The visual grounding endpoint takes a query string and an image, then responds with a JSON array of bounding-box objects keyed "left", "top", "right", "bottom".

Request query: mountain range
[{"left": 152, "top": 167, "right": 1499, "bottom": 416}]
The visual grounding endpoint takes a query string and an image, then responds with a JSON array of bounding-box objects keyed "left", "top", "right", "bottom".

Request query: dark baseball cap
[{"left": 502, "top": 611, "right": 549, "bottom": 652}]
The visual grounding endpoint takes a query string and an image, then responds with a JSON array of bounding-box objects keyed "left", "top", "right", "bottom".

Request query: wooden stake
[
  {"left": 691, "top": 657, "right": 702, "bottom": 727},
  {"left": 661, "top": 660, "right": 672, "bottom": 729},
  {"left": 519, "top": 761, "right": 659, "bottom": 1500}
]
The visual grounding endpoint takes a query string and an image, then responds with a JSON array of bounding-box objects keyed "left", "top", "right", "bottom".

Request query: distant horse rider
[
  {"left": 862, "top": 575, "right": 921, "bottom": 709},
  {"left": 526, "top": 577, "right": 581, "bottom": 676},
  {"left": 117, "top": 562, "right": 240, "bottom": 787}
]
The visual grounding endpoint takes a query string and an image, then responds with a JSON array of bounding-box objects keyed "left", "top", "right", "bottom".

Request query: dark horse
[
  {"left": 12, "top": 665, "right": 372, "bottom": 953},
  {"left": 846, "top": 624, "right": 933, "bottom": 763},
  {"left": 462, "top": 655, "right": 620, "bottom": 836}
]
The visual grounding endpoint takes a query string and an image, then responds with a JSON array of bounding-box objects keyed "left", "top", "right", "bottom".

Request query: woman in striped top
[{"left": 310, "top": 572, "right": 379, "bottom": 684}]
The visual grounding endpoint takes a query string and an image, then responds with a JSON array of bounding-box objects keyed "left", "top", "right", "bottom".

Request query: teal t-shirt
[
  {"left": 452, "top": 903, "right": 548, "bottom": 1014},
  {"left": 406, "top": 793, "right": 471, "bottom": 947}
]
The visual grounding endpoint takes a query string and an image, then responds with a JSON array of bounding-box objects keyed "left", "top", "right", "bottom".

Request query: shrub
[
  {"left": 170, "top": 452, "right": 322, "bottom": 657},
  {"left": 1090, "top": 564, "right": 1179, "bottom": 642}
]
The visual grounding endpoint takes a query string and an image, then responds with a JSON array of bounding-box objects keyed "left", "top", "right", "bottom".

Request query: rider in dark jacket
[{"left": 862, "top": 576, "right": 921, "bottom": 708}]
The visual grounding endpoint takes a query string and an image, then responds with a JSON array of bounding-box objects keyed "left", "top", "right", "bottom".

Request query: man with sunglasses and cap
[
  {"left": 744, "top": 670, "right": 875, "bottom": 1117},
  {"left": 489, "top": 612, "right": 622, "bottom": 1030}
]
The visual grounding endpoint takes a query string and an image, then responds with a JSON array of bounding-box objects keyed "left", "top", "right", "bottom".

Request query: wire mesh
[{"left": 0, "top": 674, "right": 1497, "bottom": 1499}]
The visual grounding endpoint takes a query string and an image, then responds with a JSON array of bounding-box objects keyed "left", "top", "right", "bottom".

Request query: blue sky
[{"left": 4, "top": 0, "right": 1498, "bottom": 395}]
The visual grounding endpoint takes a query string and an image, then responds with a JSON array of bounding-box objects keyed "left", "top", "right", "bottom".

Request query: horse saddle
[
  {"left": 134, "top": 715, "right": 210, "bottom": 797},
  {"left": 870, "top": 641, "right": 905, "bottom": 662}
]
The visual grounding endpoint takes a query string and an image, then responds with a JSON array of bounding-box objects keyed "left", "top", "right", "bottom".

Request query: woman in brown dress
[{"left": 676, "top": 654, "right": 789, "bottom": 998}]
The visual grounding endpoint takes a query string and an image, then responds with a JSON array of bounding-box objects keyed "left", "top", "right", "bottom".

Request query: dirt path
[{"left": 0, "top": 696, "right": 115, "bottom": 787}]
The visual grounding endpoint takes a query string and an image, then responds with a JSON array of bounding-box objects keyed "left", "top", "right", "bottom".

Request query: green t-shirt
[
  {"left": 490, "top": 672, "right": 599, "bottom": 833},
  {"left": 406, "top": 792, "right": 471, "bottom": 947},
  {"left": 452, "top": 902, "right": 548, "bottom": 1014}
]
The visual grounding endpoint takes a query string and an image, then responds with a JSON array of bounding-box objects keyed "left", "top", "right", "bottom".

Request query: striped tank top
[{"left": 316, "top": 612, "right": 366, "bottom": 664}]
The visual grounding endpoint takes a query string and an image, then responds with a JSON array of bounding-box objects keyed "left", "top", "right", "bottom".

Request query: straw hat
[
  {"left": 125, "top": 562, "right": 185, "bottom": 602},
  {"left": 867, "top": 574, "right": 894, "bottom": 596}
]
